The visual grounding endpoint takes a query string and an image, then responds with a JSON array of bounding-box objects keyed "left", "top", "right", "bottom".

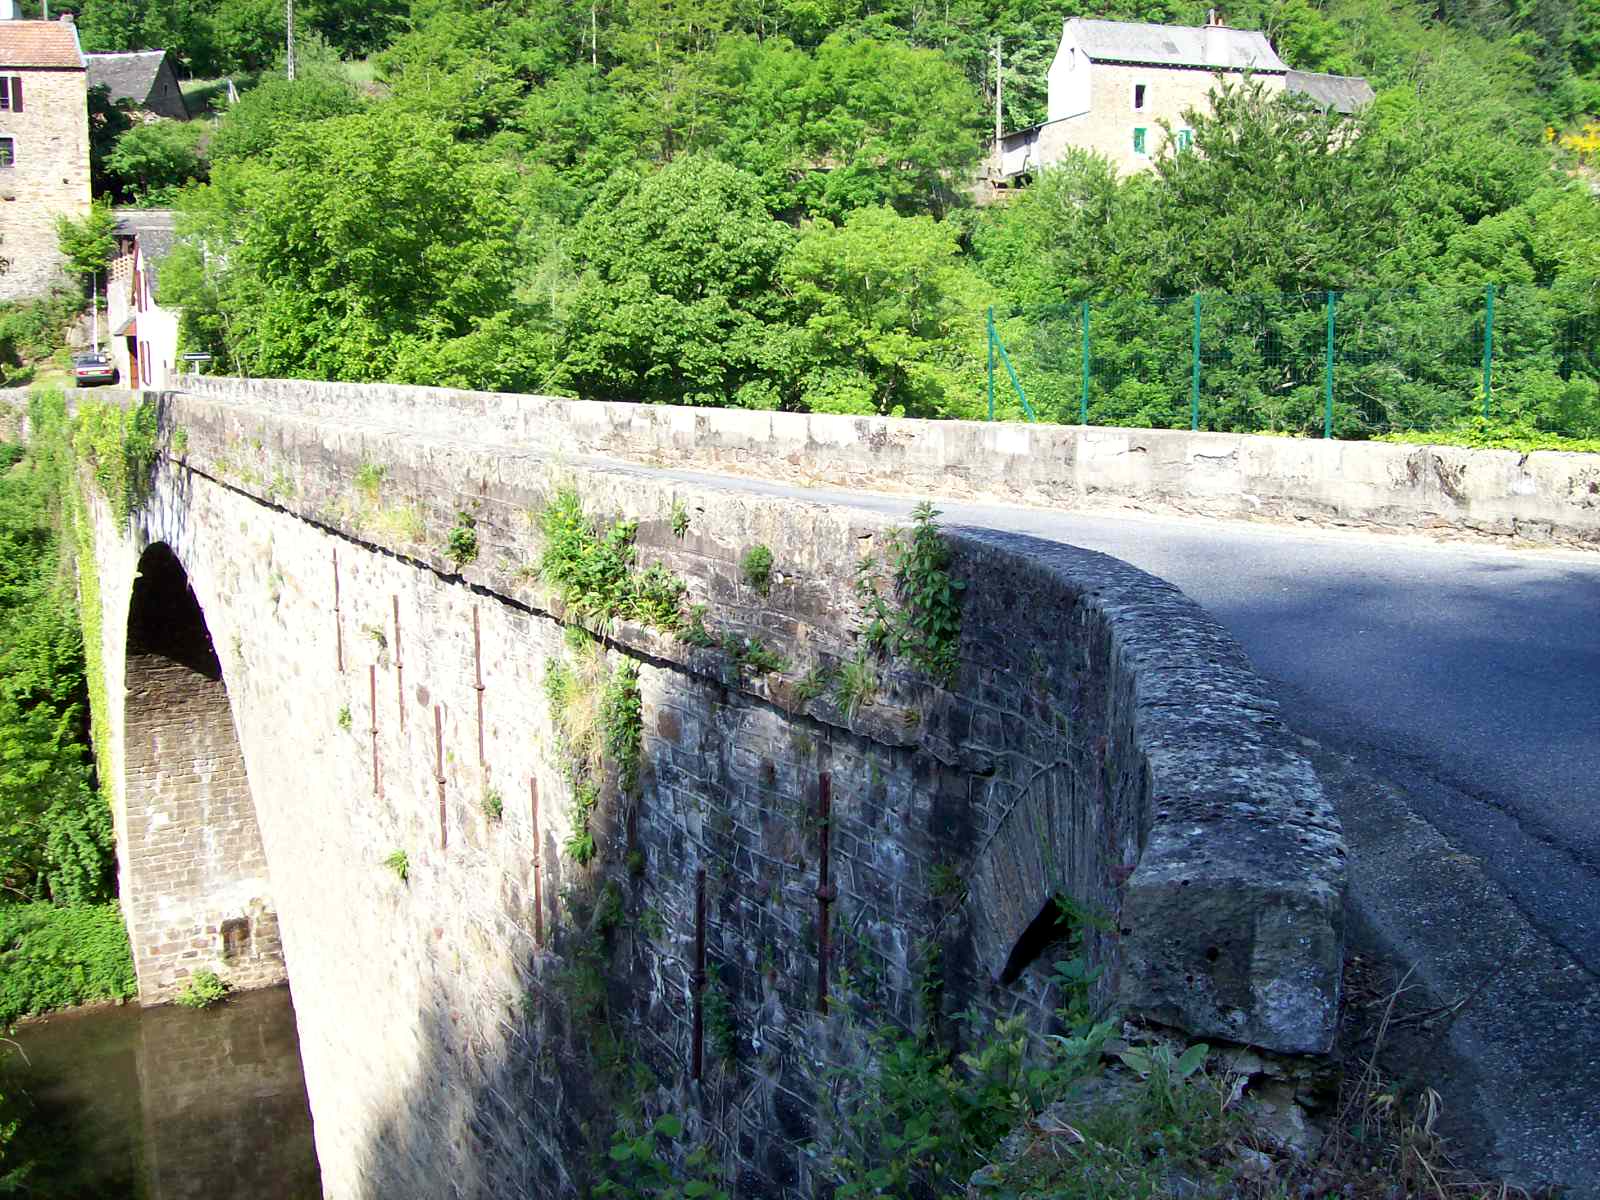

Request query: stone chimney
[{"left": 60, "top": 9, "right": 75, "bottom": 21}]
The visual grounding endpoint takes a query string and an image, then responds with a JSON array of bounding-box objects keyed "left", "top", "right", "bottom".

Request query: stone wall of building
[
  {"left": 0, "top": 60, "right": 90, "bottom": 301},
  {"left": 1070, "top": 61, "right": 1286, "bottom": 173},
  {"left": 64, "top": 383, "right": 1342, "bottom": 1198}
]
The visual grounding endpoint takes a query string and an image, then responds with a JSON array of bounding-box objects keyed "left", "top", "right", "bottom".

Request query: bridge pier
[{"left": 121, "top": 543, "right": 284, "bottom": 1003}]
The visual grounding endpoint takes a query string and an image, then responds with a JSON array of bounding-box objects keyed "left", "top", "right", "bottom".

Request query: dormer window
[{"left": 1134, "top": 83, "right": 1148, "bottom": 111}]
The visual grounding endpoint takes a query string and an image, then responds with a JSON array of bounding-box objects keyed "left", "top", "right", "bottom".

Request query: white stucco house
[
  {"left": 106, "top": 208, "right": 180, "bottom": 390},
  {"left": 987, "top": 14, "right": 1373, "bottom": 188}
]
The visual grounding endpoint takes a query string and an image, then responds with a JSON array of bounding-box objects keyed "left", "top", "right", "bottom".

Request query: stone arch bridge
[{"left": 48, "top": 379, "right": 1351, "bottom": 1198}]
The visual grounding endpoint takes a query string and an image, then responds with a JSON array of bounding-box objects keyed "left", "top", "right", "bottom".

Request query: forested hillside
[{"left": 57, "top": 0, "right": 1600, "bottom": 436}]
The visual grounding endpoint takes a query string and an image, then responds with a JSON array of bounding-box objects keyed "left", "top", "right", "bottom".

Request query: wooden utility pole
[
  {"left": 286, "top": 0, "right": 296, "bottom": 81},
  {"left": 994, "top": 38, "right": 1003, "bottom": 142}
]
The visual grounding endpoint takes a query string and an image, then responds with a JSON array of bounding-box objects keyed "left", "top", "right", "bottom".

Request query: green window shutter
[
  {"left": 1133, "top": 127, "right": 1146, "bottom": 154},
  {"left": 1177, "top": 129, "right": 1192, "bottom": 151}
]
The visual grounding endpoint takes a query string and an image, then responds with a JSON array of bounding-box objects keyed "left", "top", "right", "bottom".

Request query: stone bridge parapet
[{"left": 182, "top": 375, "right": 1600, "bottom": 547}]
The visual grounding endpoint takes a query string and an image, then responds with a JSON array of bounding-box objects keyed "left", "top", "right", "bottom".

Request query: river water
[{"left": 0, "top": 984, "right": 322, "bottom": 1199}]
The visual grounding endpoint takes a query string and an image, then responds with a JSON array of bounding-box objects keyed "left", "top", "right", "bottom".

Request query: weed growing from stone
[
  {"left": 678, "top": 603, "right": 716, "bottom": 648},
  {"left": 362, "top": 623, "right": 387, "bottom": 650},
  {"left": 481, "top": 786, "right": 503, "bottom": 821},
  {"left": 794, "top": 663, "right": 833, "bottom": 704},
  {"left": 639, "top": 905, "right": 666, "bottom": 940},
  {"left": 594, "top": 881, "right": 625, "bottom": 936},
  {"left": 337, "top": 704, "right": 352, "bottom": 731},
  {"left": 174, "top": 969, "right": 230, "bottom": 1009},
  {"left": 565, "top": 790, "right": 599, "bottom": 865},
  {"left": 722, "top": 632, "right": 788, "bottom": 677},
  {"left": 538, "top": 488, "right": 688, "bottom": 632},
  {"left": 630, "top": 564, "right": 686, "bottom": 632},
  {"left": 383, "top": 849, "right": 409, "bottom": 883},
  {"left": 353, "top": 462, "right": 386, "bottom": 500},
  {"left": 857, "top": 502, "right": 965, "bottom": 685},
  {"left": 929, "top": 861, "right": 966, "bottom": 903},
  {"left": 371, "top": 503, "right": 425, "bottom": 545},
  {"left": 595, "top": 1115, "right": 730, "bottom": 1200},
  {"left": 170, "top": 426, "right": 188, "bottom": 459},
  {"left": 740, "top": 543, "right": 774, "bottom": 595},
  {"left": 831, "top": 651, "right": 878, "bottom": 718},
  {"left": 703, "top": 963, "right": 738, "bottom": 1064},
  {"left": 600, "top": 661, "right": 643, "bottom": 793},
  {"left": 447, "top": 511, "right": 479, "bottom": 566},
  {"left": 669, "top": 498, "right": 691, "bottom": 538}
]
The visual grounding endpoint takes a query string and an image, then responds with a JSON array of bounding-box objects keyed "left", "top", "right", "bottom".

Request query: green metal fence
[{"left": 986, "top": 281, "right": 1600, "bottom": 439}]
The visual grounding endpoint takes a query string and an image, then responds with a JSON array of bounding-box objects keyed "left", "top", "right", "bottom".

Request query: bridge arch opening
[{"left": 122, "top": 543, "right": 286, "bottom": 1003}]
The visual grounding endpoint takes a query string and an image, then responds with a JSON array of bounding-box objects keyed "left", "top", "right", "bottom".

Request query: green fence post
[
  {"left": 1482, "top": 283, "right": 1495, "bottom": 420},
  {"left": 1080, "top": 300, "right": 1091, "bottom": 425},
  {"left": 1324, "top": 290, "right": 1336, "bottom": 439},
  {"left": 986, "top": 305, "right": 995, "bottom": 422},
  {"left": 1190, "top": 293, "right": 1202, "bottom": 431},
  {"left": 994, "top": 329, "right": 1036, "bottom": 422}
]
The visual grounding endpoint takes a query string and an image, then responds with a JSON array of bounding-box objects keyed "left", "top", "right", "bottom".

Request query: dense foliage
[
  {"left": 0, "top": 419, "right": 131, "bottom": 1030},
  {"left": 0, "top": 438, "right": 114, "bottom": 907},
  {"left": 55, "top": 0, "right": 1600, "bottom": 438},
  {"left": 0, "top": 903, "right": 137, "bottom": 1025}
]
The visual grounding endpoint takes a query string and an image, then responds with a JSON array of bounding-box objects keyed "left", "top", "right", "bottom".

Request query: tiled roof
[
  {"left": 113, "top": 208, "right": 178, "bottom": 238},
  {"left": 1286, "top": 70, "right": 1376, "bottom": 113},
  {"left": 137, "top": 227, "right": 180, "bottom": 292},
  {"left": 0, "top": 19, "right": 84, "bottom": 69},
  {"left": 86, "top": 49, "right": 168, "bottom": 104},
  {"left": 1067, "top": 18, "right": 1288, "bottom": 72}
]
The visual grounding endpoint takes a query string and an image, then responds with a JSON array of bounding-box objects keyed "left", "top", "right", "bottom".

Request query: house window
[
  {"left": 1133, "top": 83, "right": 1147, "bottom": 111},
  {"left": 1177, "top": 128, "right": 1193, "bottom": 151},
  {"left": 0, "top": 138, "right": 13, "bottom": 169},
  {"left": 1133, "top": 127, "right": 1147, "bottom": 155},
  {"left": 0, "top": 77, "right": 20, "bottom": 113}
]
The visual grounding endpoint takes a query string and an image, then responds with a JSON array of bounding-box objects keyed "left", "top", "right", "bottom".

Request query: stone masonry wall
[
  {"left": 122, "top": 645, "right": 285, "bottom": 1001},
  {"left": 0, "top": 62, "right": 90, "bottom": 301},
  {"left": 180, "top": 376, "right": 1600, "bottom": 548},
  {"left": 68, "top": 382, "right": 1342, "bottom": 1199}
]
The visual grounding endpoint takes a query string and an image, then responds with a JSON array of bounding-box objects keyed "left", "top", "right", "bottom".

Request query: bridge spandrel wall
[{"left": 70, "top": 381, "right": 1343, "bottom": 1199}]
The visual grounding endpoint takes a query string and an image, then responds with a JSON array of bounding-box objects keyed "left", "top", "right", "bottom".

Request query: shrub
[
  {"left": 174, "top": 968, "right": 230, "bottom": 1009},
  {"left": 0, "top": 903, "right": 137, "bottom": 1024},
  {"left": 740, "top": 544, "right": 774, "bottom": 595}
]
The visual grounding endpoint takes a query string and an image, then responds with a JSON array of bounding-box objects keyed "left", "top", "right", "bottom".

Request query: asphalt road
[{"left": 631, "top": 462, "right": 1600, "bottom": 1191}]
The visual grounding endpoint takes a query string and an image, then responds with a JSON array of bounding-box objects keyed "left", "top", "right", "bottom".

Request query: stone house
[
  {"left": 0, "top": 3, "right": 91, "bottom": 302},
  {"left": 106, "top": 208, "right": 180, "bottom": 389},
  {"left": 85, "top": 49, "right": 190, "bottom": 120},
  {"left": 988, "top": 14, "right": 1372, "bottom": 188}
]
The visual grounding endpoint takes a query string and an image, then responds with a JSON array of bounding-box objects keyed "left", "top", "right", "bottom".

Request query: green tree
[
  {"left": 1146, "top": 79, "right": 1408, "bottom": 296},
  {"left": 557, "top": 155, "right": 796, "bottom": 406},
  {"left": 780, "top": 205, "right": 984, "bottom": 416},
  {"left": 166, "top": 109, "right": 535, "bottom": 384},
  {"left": 104, "top": 120, "right": 208, "bottom": 204},
  {"left": 717, "top": 34, "right": 983, "bottom": 218},
  {"left": 54, "top": 201, "right": 118, "bottom": 288},
  {"left": 207, "top": 74, "right": 362, "bottom": 164}
]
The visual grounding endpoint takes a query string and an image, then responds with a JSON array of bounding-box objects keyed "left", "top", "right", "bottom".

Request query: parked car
[{"left": 72, "top": 352, "right": 117, "bottom": 387}]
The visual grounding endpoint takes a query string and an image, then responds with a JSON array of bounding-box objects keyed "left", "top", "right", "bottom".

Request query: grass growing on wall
[{"left": 0, "top": 903, "right": 137, "bottom": 1025}]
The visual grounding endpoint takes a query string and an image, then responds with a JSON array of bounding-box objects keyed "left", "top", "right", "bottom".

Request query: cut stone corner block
[{"left": 1119, "top": 860, "right": 1345, "bottom": 1056}]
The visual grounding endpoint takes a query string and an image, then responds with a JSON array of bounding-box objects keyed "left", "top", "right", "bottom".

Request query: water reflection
[{"left": 1, "top": 985, "right": 321, "bottom": 1199}]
